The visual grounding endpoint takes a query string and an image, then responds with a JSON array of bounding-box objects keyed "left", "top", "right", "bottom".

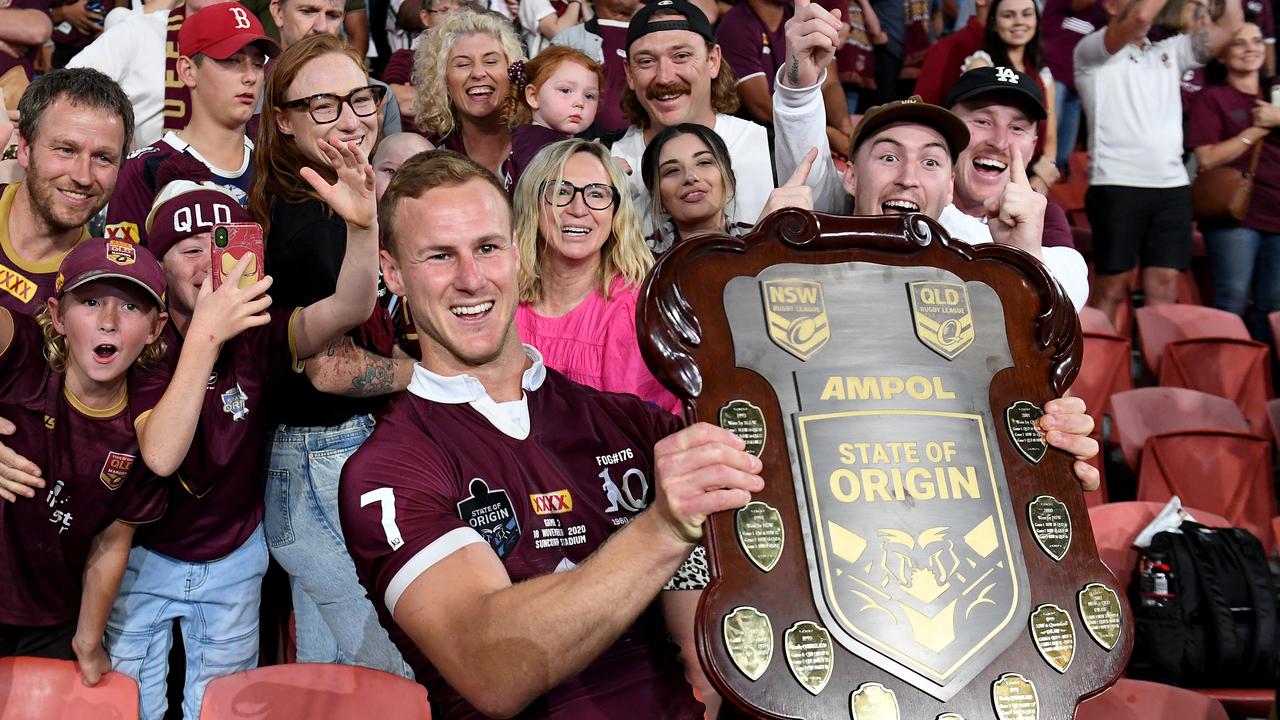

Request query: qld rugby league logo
[
  {"left": 761, "top": 279, "right": 830, "bottom": 361},
  {"left": 908, "top": 281, "right": 975, "bottom": 360}
]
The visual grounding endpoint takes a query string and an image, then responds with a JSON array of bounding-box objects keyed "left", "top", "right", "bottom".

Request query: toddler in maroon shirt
[
  {"left": 503, "top": 47, "right": 604, "bottom": 186},
  {"left": 0, "top": 237, "right": 168, "bottom": 684}
]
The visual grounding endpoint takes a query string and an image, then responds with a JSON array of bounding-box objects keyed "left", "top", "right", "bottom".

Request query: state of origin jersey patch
[{"left": 457, "top": 478, "right": 521, "bottom": 559}]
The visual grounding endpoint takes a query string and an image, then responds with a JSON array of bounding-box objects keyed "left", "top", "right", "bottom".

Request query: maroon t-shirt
[
  {"left": 592, "top": 20, "right": 630, "bottom": 133},
  {"left": 1, "top": 0, "right": 49, "bottom": 80},
  {"left": 339, "top": 368, "right": 702, "bottom": 720},
  {"left": 382, "top": 48, "right": 415, "bottom": 85},
  {"left": 1041, "top": 0, "right": 1107, "bottom": 94},
  {"left": 1187, "top": 84, "right": 1280, "bottom": 234},
  {"left": 127, "top": 309, "right": 301, "bottom": 561},
  {"left": 716, "top": 2, "right": 791, "bottom": 94},
  {"left": 0, "top": 314, "right": 167, "bottom": 626},
  {"left": 1044, "top": 199, "right": 1075, "bottom": 248},
  {"left": 509, "top": 123, "right": 569, "bottom": 187}
]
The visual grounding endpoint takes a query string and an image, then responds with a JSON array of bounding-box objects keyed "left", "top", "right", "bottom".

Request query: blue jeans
[
  {"left": 264, "top": 415, "right": 410, "bottom": 676},
  {"left": 105, "top": 525, "right": 269, "bottom": 720},
  {"left": 1204, "top": 225, "right": 1280, "bottom": 341},
  {"left": 1054, "top": 80, "right": 1082, "bottom": 173}
]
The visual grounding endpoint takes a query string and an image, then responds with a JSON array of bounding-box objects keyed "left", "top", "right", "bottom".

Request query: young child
[
  {"left": 104, "top": 137, "right": 381, "bottom": 719},
  {"left": 504, "top": 46, "right": 604, "bottom": 185},
  {"left": 0, "top": 237, "right": 169, "bottom": 685}
]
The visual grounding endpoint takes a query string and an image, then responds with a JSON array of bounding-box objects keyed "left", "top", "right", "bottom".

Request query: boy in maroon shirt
[
  {"left": 104, "top": 137, "right": 380, "bottom": 720},
  {"left": 0, "top": 237, "right": 167, "bottom": 684}
]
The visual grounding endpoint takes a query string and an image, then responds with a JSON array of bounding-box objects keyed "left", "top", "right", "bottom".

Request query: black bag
[{"left": 1129, "top": 521, "right": 1278, "bottom": 687}]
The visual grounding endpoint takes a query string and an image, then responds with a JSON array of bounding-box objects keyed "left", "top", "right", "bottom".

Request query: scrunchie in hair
[{"left": 507, "top": 60, "right": 529, "bottom": 90}]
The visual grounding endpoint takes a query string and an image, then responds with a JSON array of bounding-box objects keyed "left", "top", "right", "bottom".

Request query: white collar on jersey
[{"left": 406, "top": 344, "right": 547, "bottom": 440}]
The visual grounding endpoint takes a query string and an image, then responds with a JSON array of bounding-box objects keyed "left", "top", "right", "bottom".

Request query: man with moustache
[
  {"left": 772, "top": 0, "right": 1089, "bottom": 309},
  {"left": 0, "top": 69, "right": 133, "bottom": 317},
  {"left": 104, "top": 2, "right": 278, "bottom": 246},
  {"left": 610, "top": 0, "right": 775, "bottom": 233}
]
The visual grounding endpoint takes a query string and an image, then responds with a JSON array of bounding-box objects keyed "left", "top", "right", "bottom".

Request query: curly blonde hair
[
  {"left": 513, "top": 140, "right": 653, "bottom": 304},
  {"left": 413, "top": 11, "right": 525, "bottom": 137},
  {"left": 37, "top": 304, "right": 166, "bottom": 374}
]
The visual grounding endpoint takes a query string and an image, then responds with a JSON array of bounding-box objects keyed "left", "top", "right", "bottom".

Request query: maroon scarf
[{"left": 163, "top": 3, "right": 192, "bottom": 133}]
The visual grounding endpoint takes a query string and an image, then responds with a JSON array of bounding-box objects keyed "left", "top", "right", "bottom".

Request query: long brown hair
[
  {"left": 249, "top": 35, "right": 371, "bottom": 236},
  {"left": 501, "top": 46, "right": 604, "bottom": 127}
]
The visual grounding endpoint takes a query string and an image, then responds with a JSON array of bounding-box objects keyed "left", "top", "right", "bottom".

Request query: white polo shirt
[{"left": 1074, "top": 30, "right": 1200, "bottom": 188}]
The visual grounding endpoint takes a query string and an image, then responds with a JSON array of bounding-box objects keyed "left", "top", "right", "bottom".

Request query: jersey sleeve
[
  {"left": 1186, "top": 90, "right": 1226, "bottom": 149},
  {"left": 0, "top": 311, "right": 42, "bottom": 395},
  {"left": 1072, "top": 28, "right": 1110, "bottom": 74},
  {"left": 104, "top": 151, "right": 160, "bottom": 246},
  {"left": 126, "top": 340, "right": 178, "bottom": 423},
  {"left": 339, "top": 426, "right": 487, "bottom": 617},
  {"left": 269, "top": 307, "right": 306, "bottom": 377},
  {"left": 116, "top": 464, "right": 169, "bottom": 524}
]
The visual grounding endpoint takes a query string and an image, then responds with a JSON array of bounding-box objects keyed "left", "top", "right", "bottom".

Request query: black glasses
[
  {"left": 281, "top": 85, "right": 388, "bottom": 124},
  {"left": 541, "top": 180, "right": 618, "bottom": 211}
]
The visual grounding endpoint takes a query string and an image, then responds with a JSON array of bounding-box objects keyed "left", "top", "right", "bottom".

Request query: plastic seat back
[
  {"left": 1109, "top": 388, "right": 1250, "bottom": 472},
  {"left": 1158, "top": 338, "right": 1273, "bottom": 435},
  {"left": 1134, "top": 305, "right": 1249, "bottom": 374},
  {"left": 1088, "top": 501, "right": 1231, "bottom": 586},
  {"left": 199, "top": 663, "right": 430, "bottom": 720},
  {"left": 1135, "top": 429, "right": 1276, "bottom": 554},
  {"left": 0, "top": 656, "right": 139, "bottom": 720}
]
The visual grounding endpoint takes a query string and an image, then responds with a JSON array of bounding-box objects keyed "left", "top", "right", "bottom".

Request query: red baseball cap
[
  {"left": 179, "top": 2, "right": 279, "bottom": 60},
  {"left": 55, "top": 238, "right": 167, "bottom": 311}
]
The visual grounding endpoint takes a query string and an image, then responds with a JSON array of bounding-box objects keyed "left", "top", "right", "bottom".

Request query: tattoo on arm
[
  {"left": 788, "top": 54, "right": 800, "bottom": 85},
  {"left": 1192, "top": 27, "right": 1212, "bottom": 62},
  {"left": 350, "top": 353, "right": 398, "bottom": 396}
]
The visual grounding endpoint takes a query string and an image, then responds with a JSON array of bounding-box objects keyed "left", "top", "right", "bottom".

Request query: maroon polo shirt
[
  {"left": 127, "top": 308, "right": 302, "bottom": 561},
  {"left": 716, "top": 1, "right": 792, "bottom": 94},
  {"left": 340, "top": 367, "right": 702, "bottom": 719},
  {"left": 1187, "top": 84, "right": 1280, "bottom": 234},
  {"left": 0, "top": 313, "right": 167, "bottom": 627}
]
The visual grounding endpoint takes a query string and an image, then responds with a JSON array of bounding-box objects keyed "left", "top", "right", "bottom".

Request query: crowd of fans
[{"left": 0, "top": 0, "right": 1271, "bottom": 714}]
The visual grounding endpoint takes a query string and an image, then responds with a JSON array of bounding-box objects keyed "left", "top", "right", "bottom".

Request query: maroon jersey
[
  {"left": 339, "top": 363, "right": 702, "bottom": 720},
  {"left": 716, "top": 2, "right": 791, "bottom": 94},
  {"left": 0, "top": 184, "right": 88, "bottom": 316},
  {"left": 127, "top": 308, "right": 302, "bottom": 561},
  {"left": 0, "top": 314, "right": 167, "bottom": 626}
]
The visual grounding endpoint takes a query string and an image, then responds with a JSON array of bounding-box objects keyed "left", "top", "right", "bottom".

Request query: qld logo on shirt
[
  {"left": 100, "top": 451, "right": 136, "bottom": 489},
  {"left": 458, "top": 478, "right": 521, "bottom": 558}
]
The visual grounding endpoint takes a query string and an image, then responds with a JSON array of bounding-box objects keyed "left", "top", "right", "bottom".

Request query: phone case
[{"left": 211, "top": 222, "right": 265, "bottom": 290}]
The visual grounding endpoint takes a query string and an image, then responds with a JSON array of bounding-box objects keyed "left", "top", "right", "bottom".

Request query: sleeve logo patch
[{"left": 457, "top": 478, "right": 521, "bottom": 559}]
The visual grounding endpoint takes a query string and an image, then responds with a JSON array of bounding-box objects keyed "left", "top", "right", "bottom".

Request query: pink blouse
[{"left": 517, "top": 276, "right": 682, "bottom": 415}]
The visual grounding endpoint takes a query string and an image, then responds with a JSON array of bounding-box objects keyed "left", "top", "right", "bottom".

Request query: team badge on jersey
[
  {"left": 221, "top": 383, "right": 250, "bottom": 421},
  {"left": 100, "top": 451, "right": 136, "bottom": 489},
  {"left": 458, "top": 478, "right": 521, "bottom": 558}
]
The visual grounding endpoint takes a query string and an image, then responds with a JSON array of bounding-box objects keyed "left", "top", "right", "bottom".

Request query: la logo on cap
[{"left": 995, "top": 67, "right": 1018, "bottom": 83}]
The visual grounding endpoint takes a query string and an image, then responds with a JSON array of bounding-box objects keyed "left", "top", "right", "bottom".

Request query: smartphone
[
  {"left": 211, "top": 222, "right": 264, "bottom": 290},
  {"left": 1272, "top": 84, "right": 1280, "bottom": 107}
]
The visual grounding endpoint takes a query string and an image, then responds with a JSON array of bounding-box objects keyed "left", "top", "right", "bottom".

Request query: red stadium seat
[
  {"left": 1267, "top": 399, "right": 1280, "bottom": 447},
  {"left": 1135, "top": 429, "right": 1275, "bottom": 555},
  {"left": 1109, "top": 388, "right": 1250, "bottom": 472},
  {"left": 0, "top": 656, "right": 140, "bottom": 719},
  {"left": 1073, "top": 307, "right": 1134, "bottom": 431},
  {"left": 1134, "top": 305, "right": 1249, "bottom": 375},
  {"left": 198, "top": 663, "right": 430, "bottom": 719},
  {"left": 1089, "top": 501, "right": 1231, "bottom": 585},
  {"left": 1269, "top": 311, "right": 1280, "bottom": 354},
  {"left": 1158, "top": 338, "right": 1273, "bottom": 434},
  {"left": 1075, "top": 678, "right": 1229, "bottom": 720}
]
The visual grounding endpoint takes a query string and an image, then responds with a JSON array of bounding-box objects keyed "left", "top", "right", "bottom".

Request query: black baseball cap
[
  {"left": 944, "top": 66, "right": 1047, "bottom": 121},
  {"left": 626, "top": 0, "right": 717, "bottom": 52},
  {"left": 849, "top": 95, "right": 970, "bottom": 162}
]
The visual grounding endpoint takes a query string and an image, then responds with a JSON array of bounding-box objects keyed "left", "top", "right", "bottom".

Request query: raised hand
[
  {"left": 652, "top": 423, "right": 765, "bottom": 543},
  {"left": 982, "top": 145, "right": 1045, "bottom": 259},
  {"left": 301, "top": 138, "right": 377, "bottom": 231},
  {"left": 757, "top": 147, "right": 818, "bottom": 221},
  {"left": 0, "top": 416, "right": 43, "bottom": 503},
  {"left": 188, "top": 254, "right": 273, "bottom": 348},
  {"left": 783, "top": 0, "right": 843, "bottom": 88}
]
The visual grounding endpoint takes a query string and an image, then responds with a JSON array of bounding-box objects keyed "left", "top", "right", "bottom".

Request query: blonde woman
[
  {"left": 513, "top": 139, "right": 678, "bottom": 413},
  {"left": 413, "top": 10, "right": 523, "bottom": 184}
]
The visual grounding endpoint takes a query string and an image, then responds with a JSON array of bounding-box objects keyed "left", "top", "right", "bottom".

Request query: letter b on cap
[{"left": 230, "top": 6, "right": 252, "bottom": 28}]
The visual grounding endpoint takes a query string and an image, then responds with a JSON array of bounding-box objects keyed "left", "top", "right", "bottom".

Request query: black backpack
[{"left": 1129, "top": 521, "right": 1278, "bottom": 687}]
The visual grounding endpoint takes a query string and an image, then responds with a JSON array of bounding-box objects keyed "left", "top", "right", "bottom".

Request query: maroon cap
[
  {"left": 55, "top": 238, "right": 167, "bottom": 310},
  {"left": 179, "top": 2, "right": 279, "bottom": 60},
  {"left": 146, "top": 181, "right": 253, "bottom": 260}
]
